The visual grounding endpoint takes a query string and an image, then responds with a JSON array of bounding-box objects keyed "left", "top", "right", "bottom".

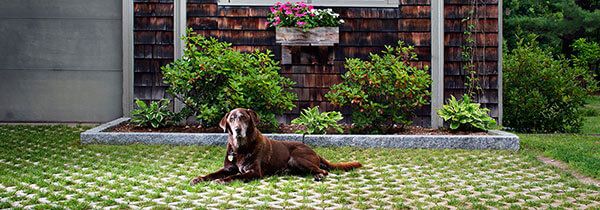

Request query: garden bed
[{"left": 81, "top": 118, "right": 520, "bottom": 151}]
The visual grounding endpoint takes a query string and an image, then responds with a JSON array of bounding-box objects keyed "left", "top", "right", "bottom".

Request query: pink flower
[
  {"left": 285, "top": 10, "right": 293, "bottom": 15},
  {"left": 296, "top": 12, "right": 305, "bottom": 17},
  {"left": 270, "top": 7, "right": 277, "bottom": 13},
  {"left": 297, "top": 21, "right": 306, "bottom": 26}
]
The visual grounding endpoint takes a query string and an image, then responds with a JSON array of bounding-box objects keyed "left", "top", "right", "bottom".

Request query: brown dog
[{"left": 190, "top": 108, "right": 362, "bottom": 185}]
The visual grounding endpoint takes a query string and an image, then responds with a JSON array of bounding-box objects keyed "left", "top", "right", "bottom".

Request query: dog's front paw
[
  {"left": 314, "top": 173, "right": 326, "bottom": 182},
  {"left": 190, "top": 177, "right": 205, "bottom": 186},
  {"left": 213, "top": 178, "right": 229, "bottom": 184}
]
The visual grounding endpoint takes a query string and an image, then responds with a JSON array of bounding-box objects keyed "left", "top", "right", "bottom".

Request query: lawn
[
  {"left": 520, "top": 134, "right": 600, "bottom": 179},
  {"left": 582, "top": 95, "right": 600, "bottom": 135},
  {"left": 1, "top": 126, "right": 599, "bottom": 209}
]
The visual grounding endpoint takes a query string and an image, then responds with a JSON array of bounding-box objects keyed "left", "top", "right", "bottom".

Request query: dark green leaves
[
  {"left": 325, "top": 41, "right": 431, "bottom": 133},
  {"left": 161, "top": 29, "right": 297, "bottom": 128}
]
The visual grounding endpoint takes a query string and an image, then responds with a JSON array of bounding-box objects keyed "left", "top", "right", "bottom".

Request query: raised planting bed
[{"left": 81, "top": 118, "right": 520, "bottom": 151}]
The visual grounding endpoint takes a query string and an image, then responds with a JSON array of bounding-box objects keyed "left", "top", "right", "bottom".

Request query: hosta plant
[
  {"left": 325, "top": 41, "right": 431, "bottom": 133},
  {"left": 267, "top": 1, "right": 344, "bottom": 30},
  {"left": 291, "top": 106, "right": 344, "bottom": 135},
  {"left": 131, "top": 99, "right": 174, "bottom": 129},
  {"left": 437, "top": 95, "right": 497, "bottom": 131}
]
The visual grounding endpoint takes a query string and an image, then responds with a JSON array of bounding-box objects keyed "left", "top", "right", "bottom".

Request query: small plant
[
  {"left": 437, "top": 94, "right": 497, "bottom": 131},
  {"left": 131, "top": 99, "right": 173, "bottom": 129},
  {"left": 161, "top": 29, "right": 297, "bottom": 128},
  {"left": 325, "top": 41, "right": 431, "bottom": 133},
  {"left": 267, "top": 2, "right": 344, "bottom": 30},
  {"left": 291, "top": 106, "right": 344, "bottom": 135}
]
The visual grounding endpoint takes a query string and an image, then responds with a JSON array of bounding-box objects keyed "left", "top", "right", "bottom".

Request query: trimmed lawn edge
[{"left": 81, "top": 118, "right": 520, "bottom": 151}]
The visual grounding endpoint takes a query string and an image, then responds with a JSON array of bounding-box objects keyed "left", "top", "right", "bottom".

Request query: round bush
[
  {"left": 325, "top": 42, "right": 431, "bottom": 133},
  {"left": 161, "top": 29, "right": 297, "bottom": 128},
  {"left": 504, "top": 37, "right": 597, "bottom": 133}
]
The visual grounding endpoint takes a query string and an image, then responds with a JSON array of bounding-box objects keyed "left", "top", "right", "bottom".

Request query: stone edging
[{"left": 81, "top": 118, "right": 520, "bottom": 151}]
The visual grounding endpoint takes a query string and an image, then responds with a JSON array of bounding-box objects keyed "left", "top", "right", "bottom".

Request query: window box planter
[
  {"left": 81, "top": 118, "right": 520, "bottom": 151},
  {"left": 275, "top": 27, "right": 340, "bottom": 46},
  {"left": 276, "top": 27, "right": 340, "bottom": 64}
]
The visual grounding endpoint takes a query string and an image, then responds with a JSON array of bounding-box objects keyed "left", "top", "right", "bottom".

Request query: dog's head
[{"left": 219, "top": 108, "right": 260, "bottom": 149}]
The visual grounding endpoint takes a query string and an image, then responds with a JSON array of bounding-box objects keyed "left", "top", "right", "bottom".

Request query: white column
[
  {"left": 430, "top": 0, "right": 444, "bottom": 128},
  {"left": 174, "top": 0, "right": 187, "bottom": 112},
  {"left": 498, "top": 0, "right": 504, "bottom": 126},
  {"left": 122, "top": 0, "right": 134, "bottom": 117}
]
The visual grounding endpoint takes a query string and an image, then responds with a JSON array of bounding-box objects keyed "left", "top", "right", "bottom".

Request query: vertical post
[
  {"left": 122, "top": 0, "right": 134, "bottom": 117},
  {"left": 430, "top": 0, "right": 444, "bottom": 128},
  {"left": 174, "top": 0, "right": 187, "bottom": 112},
  {"left": 498, "top": 0, "right": 503, "bottom": 126}
]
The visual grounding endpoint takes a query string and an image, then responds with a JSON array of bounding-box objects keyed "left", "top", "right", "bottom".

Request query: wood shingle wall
[
  {"left": 134, "top": 0, "right": 175, "bottom": 103},
  {"left": 133, "top": 0, "right": 500, "bottom": 127},
  {"left": 445, "top": 0, "right": 499, "bottom": 119}
]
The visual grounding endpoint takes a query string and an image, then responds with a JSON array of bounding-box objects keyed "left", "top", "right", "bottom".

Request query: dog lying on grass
[{"left": 190, "top": 108, "right": 361, "bottom": 185}]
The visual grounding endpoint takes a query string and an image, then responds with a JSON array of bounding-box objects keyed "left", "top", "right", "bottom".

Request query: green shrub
[
  {"left": 504, "top": 36, "right": 598, "bottom": 133},
  {"left": 291, "top": 106, "right": 344, "bottom": 135},
  {"left": 131, "top": 99, "right": 173, "bottom": 128},
  {"left": 325, "top": 41, "right": 431, "bottom": 133},
  {"left": 437, "top": 95, "right": 497, "bottom": 131},
  {"left": 572, "top": 38, "right": 600, "bottom": 82},
  {"left": 161, "top": 29, "right": 297, "bottom": 128}
]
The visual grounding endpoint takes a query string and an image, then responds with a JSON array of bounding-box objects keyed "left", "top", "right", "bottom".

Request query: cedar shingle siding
[
  {"left": 133, "top": 0, "right": 500, "bottom": 127},
  {"left": 134, "top": 0, "right": 175, "bottom": 103}
]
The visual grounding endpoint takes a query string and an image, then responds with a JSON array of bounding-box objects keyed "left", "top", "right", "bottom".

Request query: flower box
[{"left": 276, "top": 27, "right": 339, "bottom": 46}]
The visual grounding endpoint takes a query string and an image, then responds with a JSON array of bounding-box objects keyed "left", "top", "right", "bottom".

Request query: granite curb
[{"left": 81, "top": 118, "right": 520, "bottom": 151}]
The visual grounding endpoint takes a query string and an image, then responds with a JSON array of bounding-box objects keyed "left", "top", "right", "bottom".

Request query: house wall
[
  {"left": 133, "top": 0, "right": 501, "bottom": 127},
  {"left": 0, "top": 0, "right": 123, "bottom": 123}
]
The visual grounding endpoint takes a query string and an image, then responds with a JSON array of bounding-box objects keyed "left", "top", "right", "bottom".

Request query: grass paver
[{"left": 0, "top": 125, "right": 599, "bottom": 209}]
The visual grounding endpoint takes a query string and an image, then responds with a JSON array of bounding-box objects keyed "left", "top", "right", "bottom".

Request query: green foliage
[
  {"left": 504, "top": 37, "right": 598, "bottom": 133},
  {"left": 325, "top": 42, "right": 431, "bottom": 133},
  {"left": 161, "top": 29, "right": 297, "bottom": 128},
  {"left": 291, "top": 106, "right": 344, "bottom": 135},
  {"left": 437, "top": 95, "right": 497, "bottom": 131},
  {"left": 504, "top": 0, "right": 600, "bottom": 54},
  {"left": 131, "top": 99, "right": 173, "bottom": 128},
  {"left": 572, "top": 38, "right": 600, "bottom": 81}
]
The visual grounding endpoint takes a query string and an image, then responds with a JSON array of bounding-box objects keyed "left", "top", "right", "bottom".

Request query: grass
[
  {"left": 0, "top": 126, "right": 599, "bottom": 209},
  {"left": 520, "top": 134, "right": 600, "bottom": 179},
  {"left": 582, "top": 95, "right": 600, "bottom": 134},
  {"left": 517, "top": 94, "right": 600, "bottom": 180}
]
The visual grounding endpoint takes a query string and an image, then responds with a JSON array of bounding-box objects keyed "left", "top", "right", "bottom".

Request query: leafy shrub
[
  {"left": 161, "top": 29, "right": 297, "bottom": 128},
  {"left": 291, "top": 106, "right": 344, "bottom": 135},
  {"left": 504, "top": 37, "right": 598, "bottom": 133},
  {"left": 325, "top": 42, "right": 431, "bottom": 133},
  {"left": 572, "top": 38, "right": 600, "bottom": 81},
  {"left": 131, "top": 99, "right": 173, "bottom": 128},
  {"left": 437, "top": 95, "right": 497, "bottom": 131},
  {"left": 267, "top": 2, "right": 344, "bottom": 30}
]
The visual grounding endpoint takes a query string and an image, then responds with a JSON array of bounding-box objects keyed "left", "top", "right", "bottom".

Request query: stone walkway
[{"left": 0, "top": 126, "right": 599, "bottom": 209}]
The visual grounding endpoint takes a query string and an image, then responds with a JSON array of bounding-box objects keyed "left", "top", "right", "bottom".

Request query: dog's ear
[
  {"left": 219, "top": 112, "right": 230, "bottom": 132},
  {"left": 247, "top": 109, "right": 260, "bottom": 125}
]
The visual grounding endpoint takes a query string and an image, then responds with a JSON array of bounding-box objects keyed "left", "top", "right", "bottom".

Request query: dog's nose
[{"left": 235, "top": 128, "right": 242, "bottom": 133}]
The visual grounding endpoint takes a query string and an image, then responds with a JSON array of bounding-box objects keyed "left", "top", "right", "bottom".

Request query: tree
[{"left": 504, "top": 0, "right": 600, "bottom": 55}]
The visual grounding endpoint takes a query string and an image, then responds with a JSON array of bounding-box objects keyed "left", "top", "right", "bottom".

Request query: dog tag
[{"left": 228, "top": 155, "right": 234, "bottom": 162}]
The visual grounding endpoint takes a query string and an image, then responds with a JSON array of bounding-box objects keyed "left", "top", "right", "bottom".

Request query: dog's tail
[{"left": 319, "top": 156, "right": 362, "bottom": 171}]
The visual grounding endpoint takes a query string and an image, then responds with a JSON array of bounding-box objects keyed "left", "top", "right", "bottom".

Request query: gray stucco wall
[{"left": 0, "top": 0, "right": 123, "bottom": 123}]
